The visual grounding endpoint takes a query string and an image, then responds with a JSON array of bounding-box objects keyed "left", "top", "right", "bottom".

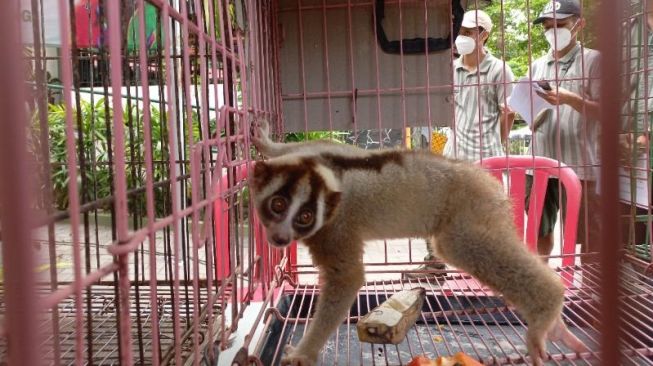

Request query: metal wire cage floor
[
  {"left": 0, "top": 284, "right": 226, "bottom": 366},
  {"left": 253, "top": 255, "right": 653, "bottom": 366}
]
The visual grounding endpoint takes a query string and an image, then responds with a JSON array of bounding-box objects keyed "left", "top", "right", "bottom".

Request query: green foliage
[
  {"left": 477, "top": 0, "right": 551, "bottom": 78},
  {"left": 40, "top": 98, "right": 214, "bottom": 217},
  {"left": 45, "top": 100, "right": 114, "bottom": 210},
  {"left": 205, "top": 1, "right": 237, "bottom": 40},
  {"left": 284, "top": 130, "right": 348, "bottom": 143}
]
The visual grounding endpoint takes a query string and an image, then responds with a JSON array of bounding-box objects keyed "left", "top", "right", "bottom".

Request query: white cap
[{"left": 461, "top": 10, "right": 493, "bottom": 33}]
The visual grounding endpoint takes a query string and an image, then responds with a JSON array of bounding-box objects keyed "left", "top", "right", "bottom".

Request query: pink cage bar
[{"left": 0, "top": 0, "right": 652, "bottom": 365}]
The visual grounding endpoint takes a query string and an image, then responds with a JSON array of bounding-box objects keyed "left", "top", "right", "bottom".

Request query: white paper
[
  {"left": 619, "top": 153, "right": 651, "bottom": 208},
  {"left": 507, "top": 77, "right": 552, "bottom": 126}
]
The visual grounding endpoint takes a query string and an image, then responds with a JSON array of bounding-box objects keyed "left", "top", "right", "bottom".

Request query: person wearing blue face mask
[
  {"left": 525, "top": 0, "right": 602, "bottom": 263},
  {"left": 407, "top": 10, "right": 515, "bottom": 279}
]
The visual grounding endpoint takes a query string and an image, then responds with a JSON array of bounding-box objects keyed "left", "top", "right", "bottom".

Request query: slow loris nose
[{"left": 271, "top": 233, "right": 291, "bottom": 246}]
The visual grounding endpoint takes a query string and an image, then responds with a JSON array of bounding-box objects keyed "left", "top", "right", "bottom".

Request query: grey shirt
[
  {"left": 623, "top": 16, "right": 653, "bottom": 134},
  {"left": 444, "top": 52, "right": 514, "bottom": 162},
  {"left": 527, "top": 42, "right": 601, "bottom": 181}
]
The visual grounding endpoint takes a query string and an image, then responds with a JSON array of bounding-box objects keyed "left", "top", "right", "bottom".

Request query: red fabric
[{"left": 74, "top": 0, "right": 104, "bottom": 48}]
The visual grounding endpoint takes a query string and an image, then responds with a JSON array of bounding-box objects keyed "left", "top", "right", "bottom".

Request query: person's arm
[
  {"left": 537, "top": 52, "right": 602, "bottom": 121},
  {"left": 496, "top": 63, "right": 516, "bottom": 145},
  {"left": 499, "top": 105, "right": 516, "bottom": 144},
  {"left": 536, "top": 87, "right": 601, "bottom": 120}
]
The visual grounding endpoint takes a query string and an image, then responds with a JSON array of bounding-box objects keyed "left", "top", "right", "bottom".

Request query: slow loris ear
[
  {"left": 251, "top": 161, "right": 271, "bottom": 191},
  {"left": 324, "top": 191, "right": 342, "bottom": 220}
]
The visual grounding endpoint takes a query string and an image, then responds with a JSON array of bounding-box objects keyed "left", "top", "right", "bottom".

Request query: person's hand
[
  {"left": 499, "top": 104, "right": 516, "bottom": 120},
  {"left": 619, "top": 134, "right": 649, "bottom": 163},
  {"left": 619, "top": 134, "right": 633, "bottom": 163},
  {"left": 499, "top": 105, "right": 516, "bottom": 145},
  {"left": 536, "top": 86, "right": 577, "bottom": 106},
  {"left": 636, "top": 134, "right": 649, "bottom": 151}
]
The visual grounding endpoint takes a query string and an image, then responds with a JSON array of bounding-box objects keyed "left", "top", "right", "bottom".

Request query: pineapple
[{"left": 431, "top": 130, "right": 448, "bottom": 155}]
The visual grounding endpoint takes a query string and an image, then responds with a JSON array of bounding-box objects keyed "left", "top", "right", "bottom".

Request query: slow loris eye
[
  {"left": 295, "top": 210, "right": 314, "bottom": 227},
  {"left": 269, "top": 196, "right": 288, "bottom": 214}
]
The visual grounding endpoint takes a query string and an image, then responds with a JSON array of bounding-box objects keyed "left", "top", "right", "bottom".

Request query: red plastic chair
[
  {"left": 478, "top": 155, "right": 582, "bottom": 268},
  {"left": 442, "top": 156, "right": 582, "bottom": 294}
]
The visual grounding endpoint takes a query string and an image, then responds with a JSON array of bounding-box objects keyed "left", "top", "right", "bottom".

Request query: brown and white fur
[{"left": 249, "top": 121, "right": 587, "bottom": 366}]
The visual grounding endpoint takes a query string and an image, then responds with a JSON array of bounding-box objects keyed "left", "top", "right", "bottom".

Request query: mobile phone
[{"left": 537, "top": 80, "right": 552, "bottom": 91}]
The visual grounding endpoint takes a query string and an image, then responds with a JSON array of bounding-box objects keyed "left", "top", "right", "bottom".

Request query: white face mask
[
  {"left": 544, "top": 21, "right": 578, "bottom": 51},
  {"left": 455, "top": 35, "right": 476, "bottom": 55}
]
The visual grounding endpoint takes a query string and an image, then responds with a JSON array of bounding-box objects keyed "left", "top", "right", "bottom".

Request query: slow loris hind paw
[{"left": 280, "top": 345, "right": 317, "bottom": 366}]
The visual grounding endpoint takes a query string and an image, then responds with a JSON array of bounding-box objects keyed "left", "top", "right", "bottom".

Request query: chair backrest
[{"left": 478, "top": 156, "right": 582, "bottom": 267}]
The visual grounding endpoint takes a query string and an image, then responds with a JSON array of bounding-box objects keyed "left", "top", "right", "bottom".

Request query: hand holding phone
[{"left": 537, "top": 80, "right": 552, "bottom": 91}]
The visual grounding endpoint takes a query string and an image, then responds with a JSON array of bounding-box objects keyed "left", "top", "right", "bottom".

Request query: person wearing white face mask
[
  {"left": 407, "top": 10, "right": 515, "bottom": 279},
  {"left": 524, "top": 0, "right": 602, "bottom": 264},
  {"left": 443, "top": 9, "right": 515, "bottom": 162}
]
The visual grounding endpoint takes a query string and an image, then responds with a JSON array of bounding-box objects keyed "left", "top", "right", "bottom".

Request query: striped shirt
[
  {"left": 527, "top": 43, "right": 601, "bottom": 181},
  {"left": 635, "top": 33, "right": 653, "bottom": 131},
  {"left": 444, "top": 52, "right": 514, "bottom": 162},
  {"left": 623, "top": 17, "right": 653, "bottom": 133}
]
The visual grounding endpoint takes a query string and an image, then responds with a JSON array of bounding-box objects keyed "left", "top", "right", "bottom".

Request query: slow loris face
[{"left": 249, "top": 156, "right": 342, "bottom": 248}]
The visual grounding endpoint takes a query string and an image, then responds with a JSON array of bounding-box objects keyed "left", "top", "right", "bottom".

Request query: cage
[{"left": 0, "top": 0, "right": 652, "bottom": 365}]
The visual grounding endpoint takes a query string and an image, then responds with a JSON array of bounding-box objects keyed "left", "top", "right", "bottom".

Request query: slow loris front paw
[
  {"left": 250, "top": 119, "right": 270, "bottom": 150},
  {"left": 280, "top": 345, "right": 316, "bottom": 366}
]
